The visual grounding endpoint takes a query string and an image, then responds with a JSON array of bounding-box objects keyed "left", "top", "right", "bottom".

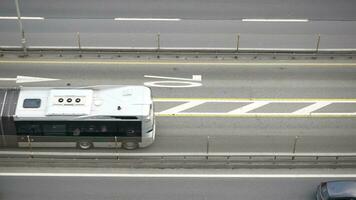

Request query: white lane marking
[
  {"left": 114, "top": 18, "right": 181, "bottom": 21},
  {"left": 192, "top": 75, "right": 202, "bottom": 81},
  {"left": 159, "top": 101, "right": 205, "bottom": 114},
  {"left": 1, "top": 173, "right": 356, "bottom": 178},
  {"left": 156, "top": 112, "right": 356, "bottom": 117},
  {"left": 242, "top": 19, "right": 309, "bottom": 22},
  {"left": 0, "top": 75, "right": 59, "bottom": 83},
  {"left": 293, "top": 102, "right": 332, "bottom": 114},
  {"left": 154, "top": 99, "right": 356, "bottom": 103},
  {"left": 228, "top": 102, "right": 270, "bottom": 114},
  {"left": 0, "top": 16, "right": 44, "bottom": 20},
  {"left": 144, "top": 75, "right": 202, "bottom": 82},
  {"left": 1, "top": 60, "right": 356, "bottom": 66}
]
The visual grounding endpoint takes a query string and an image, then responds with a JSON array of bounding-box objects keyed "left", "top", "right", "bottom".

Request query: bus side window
[
  {"left": 42, "top": 124, "right": 66, "bottom": 136},
  {"left": 16, "top": 123, "right": 42, "bottom": 136}
]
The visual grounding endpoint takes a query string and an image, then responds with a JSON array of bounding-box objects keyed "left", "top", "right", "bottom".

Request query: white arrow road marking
[
  {"left": 0, "top": 75, "right": 59, "bottom": 83},
  {"left": 159, "top": 101, "right": 206, "bottom": 114},
  {"left": 292, "top": 102, "right": 332, "bottom": 114},
  {"left": 144, "top": 75, "right": 202, "bottom": 88},
  {"left": 228, "top": 102, "right": 270, "bottom": 114},
  {"left": 144, "top": 81, "right": 202, "bottom": 88},
  {"left": 144, "top": 75, "right": 202, "bottom": 81}
]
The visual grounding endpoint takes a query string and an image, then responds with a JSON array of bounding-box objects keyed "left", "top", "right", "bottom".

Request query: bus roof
[{"left": 14, "top": 85, "right": 152, "bottom": 120}]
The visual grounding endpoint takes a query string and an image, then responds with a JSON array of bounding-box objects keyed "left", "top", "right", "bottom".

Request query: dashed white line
[
  {"left": 0, "top": 16, "right": 44, "bottom": 20},
  {"left": 159, "top": 101, "right": 205, "bottom": 114},
  {"left": 228, "top": 101, "right": 270, "bottom": 114},
  {"left": 293, "top": 102, "right": 332, "bottom": 114},
  {"left": 114, "top": 18, "right": 181, "bottom": 21}
]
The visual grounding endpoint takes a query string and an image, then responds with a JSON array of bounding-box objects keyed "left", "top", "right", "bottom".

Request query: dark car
[{"left": 316, "top": 181, "right": 356, "bottom": 200}]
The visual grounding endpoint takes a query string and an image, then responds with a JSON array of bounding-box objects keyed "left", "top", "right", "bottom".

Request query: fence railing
[
  {"left": 1, "top": 150, "right": 356, "bottom": 168},
  {"left": 2, "top": 32, "right": 356, "bottom": 56},
  {"left": 1, "top": 135, "right": 356, "bottom": 167}
]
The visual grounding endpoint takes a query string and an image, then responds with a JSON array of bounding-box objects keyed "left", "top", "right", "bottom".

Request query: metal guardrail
[
  {"left": 1, "top": 150, "right": 356, "bottom": 168},
  {"left": 1, "top": 46, "right": 356, "bottom": 54},
  {"left": 1, "top": 150, "right": 356, "bottom": 158}
]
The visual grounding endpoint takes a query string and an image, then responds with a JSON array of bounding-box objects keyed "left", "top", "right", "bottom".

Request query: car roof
[{"left": 327, "top": 181, "right": 356, "bottom": 198}]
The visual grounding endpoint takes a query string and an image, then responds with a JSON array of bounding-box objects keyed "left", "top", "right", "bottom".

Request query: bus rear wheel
[
  {"left": 122, "top": 141, "right": 138, "bottom": 150},
  {"left": 78, "top": 141, "right": 93, "bottom": 150}
]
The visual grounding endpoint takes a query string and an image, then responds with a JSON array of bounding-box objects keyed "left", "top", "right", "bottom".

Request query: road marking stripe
[
  {"left": 0, "top": 16, "right": 44, "bottom": 20},
  {"left": 114, "top": 18, "right": 181, "bottom": 21},
  {"left": 228, "top": 102, "right": 269, "bottom": 114},
  {"left": 1, "top": 60, "right": 356, "bottom": 66},
  {"left": 293, "top": 102, "right": 332, "bottom": 114},
  {"left": 159, "top": 101, "right": 205, "bottom": 114},
  {"left": 1, "top": 173, "right": 356, "bottom": 178},
  {"left": 155, "top": 113, "right": 356, "bottom": 118},
  {"left": 154, "top": 98, "right": 356, "bottom": 103}
]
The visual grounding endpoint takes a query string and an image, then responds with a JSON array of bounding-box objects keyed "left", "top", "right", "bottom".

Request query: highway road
[
  {"left": 0, "top": 59, "right": 355, "bottom": 98},
  {"left": 1, "top": 19, "right": 356, "bottom": 49},
  {"left": 0, "top": 58, "right": 355, "bottom": 153},
  {"left": 1, "top": 0, "right": 356, "bottom": 20},
  {"left": 1, "top": 0, "right": 356, "bottom": 49},
  {"left": 0, "top": 172, "right": 355, "bottom": 200}
]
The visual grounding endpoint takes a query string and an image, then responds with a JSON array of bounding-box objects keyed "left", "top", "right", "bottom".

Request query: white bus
[{"left": 0, "top": 85, "right": 155, "bottom": 150}]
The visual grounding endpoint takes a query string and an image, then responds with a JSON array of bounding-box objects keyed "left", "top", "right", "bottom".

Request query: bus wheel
[
  {"left": 78, "top": 141, "right": 93, "bottom": 150},
  {"left": 122, "top": 141, "right": 138, "bottom": 150}
]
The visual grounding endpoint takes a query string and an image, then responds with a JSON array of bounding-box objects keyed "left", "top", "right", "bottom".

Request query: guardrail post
[
  {"left": 206, "top": 136, "right": 210, "bottom": 160},
  {"left": 14, "top": 0, "right": 28, "bottom": 57},
  {"left": 77, "top": 32, "right": 82, "bottom": 50},
  {"left": 114, "top": 136, "right": 120, "bottom": 160},
  {"left": 157, "top": 33, "right": 160, "bottom": 51},
  {"left": 236, "top": 33, "right": 240, "bottom": 53},
  {"left": 292, "top": 136, "right": 299, "bottom": 160},
  {"left": 26, "top": 135, "right": 33, "bottom": 158},
  {"left": 315, "top": 34, "right": 321, "bottom": 53}
]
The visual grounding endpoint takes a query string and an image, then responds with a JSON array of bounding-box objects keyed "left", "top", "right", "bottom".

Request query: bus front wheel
[
  {"left": 78, "top": 141, "right": 93, "bottom": 150},
  {"left": 122, "top": 141, "right": 138, "bottom": 150}
]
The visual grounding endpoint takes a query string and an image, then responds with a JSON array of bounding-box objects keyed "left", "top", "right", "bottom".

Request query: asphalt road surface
[
  {"left": 1, "top": 0, "right": 356, "bottom": 50},
  {"left": 0, "top": 59, "right": 355, "bottom": 98},
  {"left": 1, "top": 0, "right": 356, "bottom": 20},
  {"left": 0, "top": 58, "right": 355, "bottom": 153},
  {"left": 0, "top": 175, "right": 352, "bottom": 200},
  {"left": 1, "top": 19, "right": 356, "bottom": 49}
]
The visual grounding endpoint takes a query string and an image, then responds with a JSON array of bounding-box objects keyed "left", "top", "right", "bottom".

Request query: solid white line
[
  {"left": 159, "top": 101, "right": 205, "bottom": 114},
  {"left": 156, "top": 112, "right": 356, "bottom": 117},
  {"left": 293, "top": 102, "right": 332, "bottom": 114},
  {"left": 114, "top": 18, "right": 181, "bottom": 21},
  {"left": 144, "top": 75, "right": 202, "bottom": 82},
  {"left": 0, "top": 173, "right": 356, "bottom": 178},
  {"left": 0, "top": 78, "right": 16, "bottom": 81},
  {"left": 0, "top": 16, "right": 44, "bottom": 20},
  {"left": 154, "top": 99, "right": 356, "bottom": 103},
  {"left": 228, "top": 102, "right": 270, "bottom": 114},
  {"left": 242, "top": 18, "right": 309, "bottom": 22}
]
